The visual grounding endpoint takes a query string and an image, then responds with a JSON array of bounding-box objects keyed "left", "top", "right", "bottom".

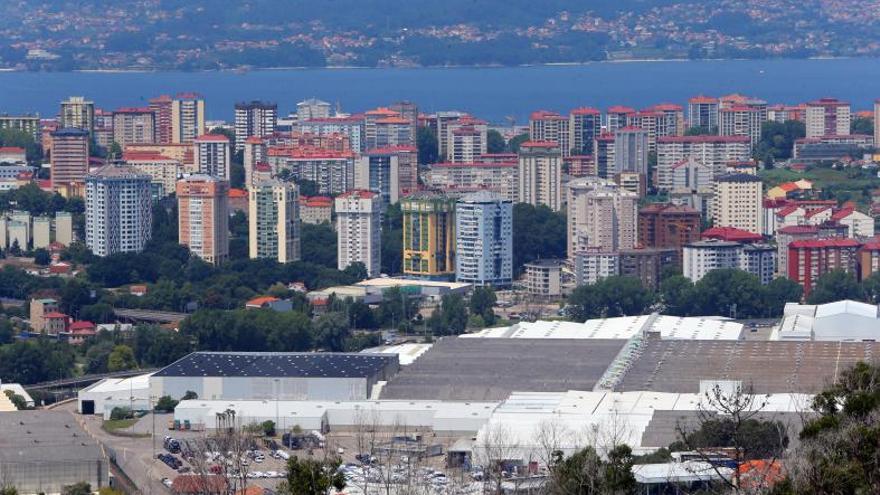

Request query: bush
[
  {"left": 110, "top": 407, "right": 133, "bottom": 420},
  {"left": 154, "top": 395, "right": 178, "bottom": 413}
]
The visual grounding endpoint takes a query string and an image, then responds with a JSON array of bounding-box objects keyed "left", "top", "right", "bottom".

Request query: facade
[
  {"left": 567, "top": 178, "right": 638, "bottom": 259},
  {"left": 518, "top": 141, "right": 562, "bottom": 211},
  {"left": 656, "top": 135, "right": 751, "bottom": 190},
  {"left": 248, "top": 180, "right": 300, "bottom": 263},
  {"left": 148, "top": 95, "right": 173, "bottom": 144},
  {"left": 687, "top": 96, "right": 719, "bottom": 132},
  {"left": 529, "top": 110, "right": 570, "bottom": 156},
  {"left": 55, "top": 211, "right": 74, "bottom": 246},
  {"left": 299, "top": 196, "right": 333, "bottom": 225},
  {"left": 431, "top": 111, "right": 468, "bottom": 161},
  {"left": 297, "top": 98, "right": 332, "bottom": 121},
  {"left": 712, "top": 173, "right": 763, "bottom": 234},
  {"left": 112, "top": 107, "right": 155, "bottom": 147},
  {"left": 805, "top": 98, "right": 851, "bottom": 138},
  {"left": 619, "top": 248, "right": 677, "bottom": 291},
  {"left": 454, "top": 191, "right": 513, "bottom": 287},
  {"left": 0, "top": 114, "right": 41, "bottom": 140},
  {"left": 449, "top": 122, "right": 488, "bottom": 163},
  {"left": 124, "top": 151, "right": 182, "bottom": 198},
  {"left": 574, "top": 250, "right": 619, "bottom": 286},
  {"left": 788, "top": 239, "right": 861, "bottom": 298},
  {"left": 299, "top": 116, "right": 364, "bottom": 152},
  {"left": 401, "top": 193, "right": 456, "bottom": 278},
  {"left": 719, "top": 105, "right": 763, "bottom": 148},
  {"left": 85, "top": 165, "right": 153, "bottom": 257},
  {"left": 682, "top": 240, "right": 744, "bottom": 282},
  {"left": 606, "top": 106, "right": 635, "bottom": 134},
  {"left": 423, "top": 161, "right": 518, "bottom": 202},
  {"left": 670, "top": 157, "right": 713, "bottom": 195},
  {"left": 593, "top": 133, "right": 615, "bottom": 178},
  {"left": 741, "top": 243, "right": 777, "bottom": 285},
  {"left": 336, "top": 190, "right": 382, "bottom": 277},
  {"left": 613, "top": 127, "right": 649, "bottom": 176},
  {"left": 171, "top": 93, "right": 206, "bottom": 144},
  {"left": 50, "top": 128, "right": 90, "bottom": 194},
  {"left": 355, "top": 147, "right": 419, "bottom": 205},
  {"left": 234, "top": 101, "right": 277, "bottom": 151},
  {"left": 272, "top": 150, "right": 355, "bottom": 196},
  {"left": 637, "top": 203, "right": 702, "bottom": 264},
  {"left": 60, "top": 96, "right": 95, "bottom": 135},
  {"left": 243, "top": 136, "right": 267, "bottom": 188},
  {"left": 569, "top": 108, "right": 601, "bottom": 155},
  {"left": 177, "top": 175, "right": 229, "bottom": 265},
  {"left": 523, "top": 259, "right": 564, "bottom": 298},
  {"left": 831, "top": 208, "right": 875, "bottom": 238},
  {"left": 29, "top": 298, "right": 59, "bottom": 333},
  {"left": 194, "top": 134, "right": 231, "bottom": 181}
]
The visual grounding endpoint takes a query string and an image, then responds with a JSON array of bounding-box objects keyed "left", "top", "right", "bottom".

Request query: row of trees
[{"left": 567, "top": 270, "right": 804, "bottom": 321}]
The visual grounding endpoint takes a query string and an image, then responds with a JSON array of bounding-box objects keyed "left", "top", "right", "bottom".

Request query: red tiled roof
[
  {"left": 338, "top": 189, "right": 378, "bottom": 200},
  {"left": 775, "top": 205, "right": 803, "bottom": 217},
  {"left": 804, "top": 207, "right": 831, "bottom": 219},
  {"left": 366, "top": 145, "right": 418, "bottom": 155},
  {"left": 777, "top": 225, "right": 819, "bottom": 234},
  {"left": 607, "top": 106, "right": 636, "bottom": 114},
  {"left": 364, "top": 107, "right": 399, "bottom": 116},
  {"left": 688, "top": 96, "right": 718, "bottom": 104},
  {"left": 651, "top": 103, "right": 683, "bottom": 112},
  {"left": 195, "top": 134, "right": 230, "bottom": 142},
  {"left": 246, "top": 296, "right": 280, "bottom": 307},
  {"left": 45, "top": 312, "right": 67, "bottom": 319},
  {"left": 830, "top": 208, "right": 855, "bottom": 221},
  {"left": 300, "top": 195, "right": 333, "bottom": 207},
  {"left": 0, "top": 146, "right": 26, "bottom": 153},
  {"left": 529, "top": 110, "right": 565, "bottom": 120},
  {"left": 658, "top": 135, "right": 751, "bottom": 144},
  {"left": 701, "top": 226, "right": 763, "bottom": 243},
  {"left": 570, "top": 107, "right": 600, "bottom": 115},
  {"left": 228, "top": 188, "right": 248, "bottom": 198},
  {"left": 69, "top": 321, "right": 96, "bottom": 331},
  {"left": 519, "top": 140, "right": 559, "bottom": 148},
  {"left": 114, "top": 107, "right": 153, "bottom": 114},
  {"left": 245, "top": 136, "right": 264, "bottom": 144},
  {"left": 432, "top": 161, "right": 516, "bottom": 168},
  {"left": 789, "top": 238, "right": 861, "bottom": 249}
]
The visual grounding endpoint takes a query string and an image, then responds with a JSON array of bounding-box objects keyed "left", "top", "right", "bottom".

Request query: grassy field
[
  {"left": 759, "top": 165, "right": 880, "bottom": 207},
  {"left": 102, "top": 418, "right": 149, "bottom": 437}
]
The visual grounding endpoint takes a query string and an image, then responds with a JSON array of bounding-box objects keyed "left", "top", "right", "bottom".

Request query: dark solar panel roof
[{"left": 153, "top": 352, "right": 397, "bottom": 378}]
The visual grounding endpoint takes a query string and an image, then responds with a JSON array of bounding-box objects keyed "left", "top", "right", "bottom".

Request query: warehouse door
[{"left": 81, "top": 400, "right": 95, "bottom": 414}]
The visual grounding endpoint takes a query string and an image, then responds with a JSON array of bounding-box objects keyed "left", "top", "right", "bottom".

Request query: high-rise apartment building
[
  {"left": 248, "top": 180, "right": 300, "bottom": 263},
  {"left": 234, "top": 101, "right": 277, "bottom": 151},
  {"left": 638, "top": 203, "right": 701, "bottom": 264},
  {"left": 712, "top": 173, "right": 763, "bottom": 234},
  {"left": 171, "top": 93, "right": 206, "bottom": 144},
  {"left": 194, "top": 134, "right": 231, "bottom": 181},
  {"left": 50, "top": 128, "right": 90, "bottom": 195},
  {"left": 517, "top": 141, "right": 562, "bottom": 211},
  {"left": 613, "top": 127, "right": 649, "bottom": 176},
  {"left": 335, "top": 190, "right": 382, "bottom": 277},
  {"left": 124, "top": 151, "right": 182, "bottom": 198},
  {"left": 454, "top": 191, "right": 513, "bottom": 287},
  {"left": 431, "top": 111, "right": 468, "bottom": 162},
  {"left": 529, "top": 110, "right": 570, "bottom": 156},
  {"left": 567, "top": 178, "right": 638, "bottom": 259},
  {"left": 355, "top": 147, "right": 419, "bottom": 206},
  {"left": 149, "top": 95, "right": 173, "bottom": 144},
  {"left": 297, "top": 98, "right": 332, "bottom": 121},
  {"left": 85, "top": 165, "right": 152, "bottom": 257},
  {"left": 593, "top": 133, "right": 616, "bottom": 179},
  {"left": 60, "top": 96, "right": 95, "bottom": 135},
  {"left": 401, "top": 193, "right": 456, "bottom": 278},
  {"left": 569, "top": 108, "right": 601, "bottom": 155},
  {"left": 447, "top": 116, "right": 488, "bottom": 162},
  {"left": 805, "top": 98, "right": 851, "bottom": 138},
  {"left": 112, "top": 107, "right": 156, "bottom": 147},
  {"left": 788, "top": 238, "right": 861, "bottom": 298},
  {"left": 363, "top": 108, "right": 413, "bottom": 151},
  {"left": 719, "top": 105, "right": 763, "bottom": 148},
  {"left": 687, "top": 96, "right": 719, "bottom": 133},
  {"left": 423, "top": 161, "right": 518, "bottom": 203},
  {"left": 0, "top": 114, "right": 41, "bottom": 140},
  {"left": 268, "top": 149, "right": 355, "bottom": 196},
  {"left": 389, "top": 101, "right": 419, "bottom": 144},
  {"left": 606, "top": 106, "right": 635, "bottom": 134},
  {"left": 656, "top": 135, "right": 752, "bottom": 190},
  {"left": 177, "top": 175, "right": 229, "bottom": 265},
  {"left": 243, "top": 136, "right": 267, "bottom": 188}
]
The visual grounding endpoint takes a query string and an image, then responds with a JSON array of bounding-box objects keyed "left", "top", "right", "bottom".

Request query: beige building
[
  {"left": 55, "top": 211, "right": 74, "bottom": 246},
  {"left": 567, "top": 178, "right": 638, "bottom": 260},
  {"left": 805, "top": 98, "right": 850, "bottom": 138},
  {"left": 299, "top": 196, "right": 333, "bottom": 225},
  {"left": 171, "top": 94, "right": 206, "bottom": 144},
  {"left": 447, "top": 116, "right": 488, "bottom": 162},
  {"left": 656, "top": 135, "right": 752, "bottom": 189},
  {"left": 518, "top": 141, "right": 562, "bottom": 211},
  {"left": 335, "top": 190, "right": 381, "bottom": 277},
  {"left": 112, "top": 107, "right": 156, "bottom": 147},
  {"left": 177, "top": 175, "right": 229, "bottom": 265},
  {"left": 50, "top": 128, "right": 90, "bottom": 195},
  {"left": 124, "top": 151, "right": 182, "bottom": 197},
  {"left": 529, "top": 111, "right": 570, "bottom": 156},
  {"left": 30, "top": 298, "right": 59, "bottom": 333},
  {"left": 523, "top": 259, "right": 564, "bottom": 298},
  {"left": 249, "top": 180, "right": 300, "bottom": 263},
  {"left": 712, "top": 173, "right": 763, "bottom": 234},
  {"left": 32, "top": 217, "right": 51, "bottom": 249}
]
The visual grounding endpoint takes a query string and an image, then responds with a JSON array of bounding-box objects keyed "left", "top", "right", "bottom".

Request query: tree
[
  {"left": 851, "top": 116, "right": 874, "bottom": 136},
  {"left": 807, "top": 270, "right": 861, "bottom": 304},
  {"left": 469, "top": 286, "right": 497, "bottom": 326},
  {"left": 342, "top": 262, "right": 368, "bottom": 282},
  {"left": 154, "top": 395, "right": 179, "bottom": 413},
  {"left": 685, "top": 125, "right": 718, "bottom": 136},
  {"left": 754, "top": 120, "right": 805, "bottom": 162},
  {"left": 313, "top": 312, "right": 350, "bottom": 351},
  {"left": 278, "top": 456, "right": 345, "bottom": 495},
  {"left": 507, "top": 133, "right": 529, "bottom": 153},
  {"left": 32, "top": 248, "right": 50, "bottom": 266},
  {"left": 62, "top": 482, "right": 92, "bottom": 495},
  {"left": 487, "top": 129, "right": 506, "bottom": 153},
  {"left": 301, "top": 222, "right": 337, "bottom": 268},
  {"left": 545, "top": 444, "right": 636, "bottom": 495},
  {"left": 512, "top": 203, "right": 566, "bottom": 273},
  {"left": 763, "top": 277, "right": 803, "bottom": 316},
  {"left": 0, "top": 318, "right": 13, "bottom": 345},
  {"left": 689, "top": 269, "right": 766, "bottom": 318},
  {"left": 261, "top": 420, "right": 276, "bottom": 437},
  {"left": 417, "top": 126, "right": 439, "bottom": 164},
  {"left": 567, "top": 276, "right": 653, "bottom": 321},
  {"left": 658, "top": 275, "right": 695, "bottom": 316},
  {"left": 778, "top": 362, "right": 880, "bottom": 494},
  {"left": 182, "top": 390, "right": 198, "bottom": 400},
  {"left": 85, "top": 341, "right": 116, "bottom": 374},
  {"left": 107, "top": 344, "right": 137, "bottom": 372},
  {"left": 377, "top": 287, "right": 417, "bottom": 329},
  {"left": 4, "top": 390, "right": 27, "bottom": 410},
  {"left": 428, "top": 293, "right": 469, "bottom": 335}
]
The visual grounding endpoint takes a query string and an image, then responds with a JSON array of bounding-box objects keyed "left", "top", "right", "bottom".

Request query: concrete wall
[{"left": 151, "top": 376, "right": 369, "bottom": 402}]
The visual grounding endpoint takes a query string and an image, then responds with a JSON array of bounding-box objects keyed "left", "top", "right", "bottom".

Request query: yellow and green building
[{"left": 401, "top": 193, "right": 456, "bottom": 278}]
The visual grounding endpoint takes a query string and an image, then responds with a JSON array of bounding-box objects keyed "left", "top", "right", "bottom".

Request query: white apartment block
[
  {"left": 670, "top": 158, "right": 713, "bottom": 194},
  {"left": 567, "top": 178, "right": 638, "bottom": 260},
  {"left": 574, "top": 251, "right": 620, "bottom": 286},
  {"left": 234, "top": 101, "right": 277, "bottom": 151},
  {"left": 125, "top": 153, "right": 182, "bottom": 198},
  {"left": 712, "top": 174, "right": 763, "bottom": 234},
  {"left": 85, "top": 165, "right": 153, "bottom": 257},
  {"left": 194, "top": 134, "right": 231, "bottom": 181},
  {"left": 335, "top": 190, "right": 381, "bottom": 277},
  {"left": 683, "top": 240, "right": 776, "bottom": 285},
  {"left": 424, "top": 162, "right": 519, "bottom": 202},
  {"left": 529, "top": 111, "right": 570, "bottom": 156},
  {"left": 613, "top": 127, "right": 649, "bottom": 176},
  {"left": 455, "top": 191, "right": 513, "bottom": 287},
  {"left": 656, "top": 135, "right": 752, "bottom": 190},
  {"left": 805, "top": 98, "right": 851, "bottom": 138},
  {"left": 719, "top": 106, "right": 763, "bottom": 148}
]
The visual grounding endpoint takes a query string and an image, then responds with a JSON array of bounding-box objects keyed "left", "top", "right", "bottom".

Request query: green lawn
[
  {"left": 101, "top": 418, "right": 148, "bottom": 437},
  {"left": 759, "top": 166, "right": 880, "bottom": 207}
]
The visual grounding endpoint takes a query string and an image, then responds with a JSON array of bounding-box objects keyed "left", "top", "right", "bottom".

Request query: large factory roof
[
  {"left": 463, "top": 315, "right": 743, "bottom": 341},
  {"left": 0, "top": 411, "right": 104, "bottom": 465},
  {"left": 615, "top": 336, "right": 880, "bottom": 393},
  {"left": 379, "top": 337, "right": 625, "bottom": 400},
  {"left": 153, "top": 352, "right": 397, "bottom": 378}
]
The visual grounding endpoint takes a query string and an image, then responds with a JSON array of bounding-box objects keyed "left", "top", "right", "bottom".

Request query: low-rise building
[{"left": 523, "top": 259, "right": 564, "bottom": 298}]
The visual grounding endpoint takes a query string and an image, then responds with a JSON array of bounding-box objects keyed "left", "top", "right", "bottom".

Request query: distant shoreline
[{"left": 0, "top": 55, "right": 862, "bottom": 74}]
